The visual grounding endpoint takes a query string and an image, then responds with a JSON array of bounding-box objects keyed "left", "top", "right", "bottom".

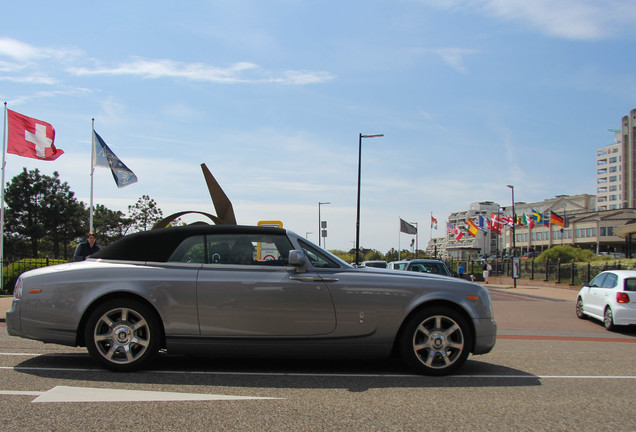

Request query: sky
[{"left": 1, "top": 0, "right": 636, "bottom": 253}]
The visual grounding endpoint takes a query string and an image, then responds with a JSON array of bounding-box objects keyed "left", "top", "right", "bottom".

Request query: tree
[
  {"left": 364, "top": 249, "right": 384, "bottom": 261},
  {"left": 385, "top": 248, "right": 399, "bottom": 262},
  {"left": 4, "top": 168, "right": 86, "bottom": 259},
  {"left": 127, "top": 195, "right": 163, "bottom": 232},
  {"left": 92, "top": 204, "right": 130, "bottom": 246},
  {"left": 42, "top": 174, "right": 87, "bottom": 258}
]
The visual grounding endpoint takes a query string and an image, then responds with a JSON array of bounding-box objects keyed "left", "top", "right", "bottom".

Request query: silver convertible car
[{"left": 6, "top": 225, "right": 496, "bottom": 375}]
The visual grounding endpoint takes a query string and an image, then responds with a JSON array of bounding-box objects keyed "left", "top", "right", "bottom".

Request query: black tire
[
  {"left": 84, "top": 298, "right": 162, "bottom": 371},
  {"left": 604, "top": 307, "right": 616, "bottom": 331},
  {"left": 576, "top": 297, "right": 586, "bottom": 320},
  {"left": 398, "top": 306, "right": 473, "bottom": 376}
]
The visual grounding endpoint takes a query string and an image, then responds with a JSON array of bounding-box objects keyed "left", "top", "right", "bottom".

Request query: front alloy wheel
[
  {"left": 576, "top": 297, "right": 586, "bottom": 319},
  {"left": 399, "top": 307, "right": 472, "bottom": 376},
  {"left": 85, "top": 299, "right": 162, "bottom": 371}
]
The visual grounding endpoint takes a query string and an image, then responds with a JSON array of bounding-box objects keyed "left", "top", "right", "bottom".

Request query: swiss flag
[{"left": 7, "top": 109, "right": 64, "bottom": 161}]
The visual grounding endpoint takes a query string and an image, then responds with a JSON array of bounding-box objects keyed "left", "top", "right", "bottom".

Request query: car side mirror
[{"left": 288, "top": 250, "right": 306, "bottom": 272}]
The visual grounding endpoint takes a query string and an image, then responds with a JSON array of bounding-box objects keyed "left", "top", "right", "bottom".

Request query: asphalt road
[{"left": 1, "top": 290, "right": 635, "bottom": 431}]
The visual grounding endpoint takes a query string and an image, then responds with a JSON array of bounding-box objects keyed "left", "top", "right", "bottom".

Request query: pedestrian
[
  {"left": 458, "top": 263, "right": 465, "bottom": 279},
  {"left": 482, "top": 261, "right": 492, "bottom": 284},
  {"left": 73, "top": 232, "right": 100, "bottom": 261}
]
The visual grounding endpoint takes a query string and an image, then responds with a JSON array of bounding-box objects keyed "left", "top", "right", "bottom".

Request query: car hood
[{"left": 359, "top": 266, "right": 452, "bottom": 278}]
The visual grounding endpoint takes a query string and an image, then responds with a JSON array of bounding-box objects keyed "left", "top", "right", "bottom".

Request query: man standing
[{"left": 73, "top": 232, "right": 100, "bottom": 261}]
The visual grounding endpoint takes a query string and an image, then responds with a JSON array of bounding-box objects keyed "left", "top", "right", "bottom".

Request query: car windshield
[
  {"left": 298, "top": 239, "right": 350, "bottom": 269},
  {"left": 410, "top": 262, "right": 449, "bottom": 276},
  {"left": 364, "top": 261, "right": 387, "bottom": 268}
]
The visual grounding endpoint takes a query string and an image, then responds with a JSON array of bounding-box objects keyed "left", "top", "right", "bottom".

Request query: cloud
[
  {"left": 422, "top": 0, "right": 636, "bottom": 40},
  {"left": 6, "top": 88, "right": 93, "bottom": 106},
  {"left": 0, "top": 38, "right": 83, "bottom": 88},
  {"left": 69, "top": 58, "right": 335, "bottom": 85},
  {"left": 433, "top": 48, "right": 479, "bottom": 74},
  {"left": 481, "top": 0, "right": 613, "bottom": 40},
  {"left": 0, "top": 37, "right": 82, "bottom": 62},
  {"left": 0, "top": 38, "right": 45, "bottom": 61},
  {"left": 0, "top": 37, "right": 334, "bottom": 88},
  {"left": 408, "top": 47, "right": 479, "bottom": 73},
  {"left": 0, "top": 73, "right": 58, "bottom": 85}
]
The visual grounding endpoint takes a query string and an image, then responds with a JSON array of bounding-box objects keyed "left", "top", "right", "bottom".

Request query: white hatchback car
[{"left": 576, "top": 270, "right": 636, "bottom": 331}]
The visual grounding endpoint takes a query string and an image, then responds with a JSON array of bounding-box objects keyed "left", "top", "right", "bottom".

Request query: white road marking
[
  {"left": 0, "top": 352, "right": 47, "bottom": 356},
  {"left": 0, "top": 386, "right": 282, "bottom": 403},
  {"left": 0, "top": 390, "right": 43, "bottom": 396}
]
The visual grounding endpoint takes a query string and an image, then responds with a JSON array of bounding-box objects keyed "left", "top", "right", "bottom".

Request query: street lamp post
[
  {"left": 506, "top": 184, "right": 516, "bottom": 288},
  {"left": 355, "top": 133, "right": 383, "bottom": 266},
  {"left": 318, "top": 202, "right": 330, "bottom": 247}
]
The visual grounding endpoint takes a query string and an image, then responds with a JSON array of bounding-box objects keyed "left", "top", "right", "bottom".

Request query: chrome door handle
[
  {"left": 290, "top": 276, "right": 323, "bottom": 282},
  {"left": 289, "top": 276, "right": 339, "bottom": 282}
]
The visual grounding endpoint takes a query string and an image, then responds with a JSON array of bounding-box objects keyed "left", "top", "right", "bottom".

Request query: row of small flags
[
  {"left": 445, "top": 210, "right": 565, "bottom": 241},
  {"left": 402, "top": 210, "right": 565, "bottom": 241},
  {"left": 4, "top": 107, "right": 137, "bottom": 187}
]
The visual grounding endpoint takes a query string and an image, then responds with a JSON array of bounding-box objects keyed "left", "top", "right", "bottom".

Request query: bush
[{"left": 536, "top": 245, "right": 594, "bottom": 264}]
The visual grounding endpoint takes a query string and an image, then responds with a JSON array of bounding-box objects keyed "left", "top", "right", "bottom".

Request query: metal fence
[{"left": 446, "top": 258, "right": 625, "bottom": 286}]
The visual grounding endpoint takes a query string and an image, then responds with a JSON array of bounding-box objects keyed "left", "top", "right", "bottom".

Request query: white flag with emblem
[{"left": 93, "top": 130, "right": 138, "bottom": 188}]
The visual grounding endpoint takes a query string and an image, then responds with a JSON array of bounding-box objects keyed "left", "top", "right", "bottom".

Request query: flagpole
[
  {"left": 89, "top": 118, "right": 95, "bottom": 233},
  {"left": 1, "top": 102, "right": 7, "bottom": 292},
  {"left": 415, "top": 222, "right": 419, "bottom": 259},
  {"left": 398, "top": 218, "right": 401, "bottom": 261}
]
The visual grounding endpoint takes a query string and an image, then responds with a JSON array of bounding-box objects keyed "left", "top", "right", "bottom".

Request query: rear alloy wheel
[
  {"left": 399, "top": 307, "right": 472, "bottom": 376},
  {"left": 85, "top": 299, "right": 162, "bottom": 371},
  {"left": 604, "top": 307, "right": 616, "bottom": 331},
  {"left": 575, "top": 297, "right": 586, "bottom": 319}
]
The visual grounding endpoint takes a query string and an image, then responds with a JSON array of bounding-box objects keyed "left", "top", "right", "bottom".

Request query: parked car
[
  {"left": 599, "top": 252, "right": 626, "bottom": 258},
  {"left": 360, "top": 260, "right": 388, "bottom": 268},
  {"left": 6, "top": 225, "right": 496, "bottom": 376},
  {"left": 389, "top": 259, "right": 452, "bottom": 277},
  {"left": 576, "top": 270, "right": 636, "bottom": 331}
]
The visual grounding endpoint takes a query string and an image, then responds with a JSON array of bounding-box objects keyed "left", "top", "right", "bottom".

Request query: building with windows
[
  {"left": 596, "top": 109, "right": 636, "bottom": 210},
  {"left": 441, "top": 201, "right": 499, "bottom": 261},
  {"left": 427, "top": 195, "right": 636, "bottom": 259}
]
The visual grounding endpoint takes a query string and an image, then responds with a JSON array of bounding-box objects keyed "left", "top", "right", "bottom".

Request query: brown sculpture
[{"left": 152, "top": 163, "right": 237, "bottom": 229}]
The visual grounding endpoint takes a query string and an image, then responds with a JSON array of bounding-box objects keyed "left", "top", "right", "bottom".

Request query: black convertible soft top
[{"left": 91, "top": 225, "right": 286, "bottom": 262}]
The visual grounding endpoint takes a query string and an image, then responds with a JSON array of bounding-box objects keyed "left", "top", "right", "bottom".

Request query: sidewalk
[
  {"left": 1, "top": 296, "right": 12, "bottom": 322},
  {"left": 482, "top": 275, "right": 580, "bottom": 301},
  {"left": 484, "top": 283, "right": 579, "bottom": 302}
]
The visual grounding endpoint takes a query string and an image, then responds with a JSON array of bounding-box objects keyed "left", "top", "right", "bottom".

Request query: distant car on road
[
  {"left": 389, "top": 259, "right": 452, "bottom": 277},
  {"left": 360, "top": 260, "right": 388, "bottom": 268},
  {"left": 576, "top": 270, "right": 636, "bottom": 331},
  {"left": 7, "top": 225, "right": 496, "bottom": 376}
]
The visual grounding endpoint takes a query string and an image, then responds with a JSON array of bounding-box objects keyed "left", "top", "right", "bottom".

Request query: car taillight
[
  {"left": 617, "top": 292, "right": 630, "bottom": 303},
  {"left": 13, "top": 277, "right": 23, "bottom": 300}
]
